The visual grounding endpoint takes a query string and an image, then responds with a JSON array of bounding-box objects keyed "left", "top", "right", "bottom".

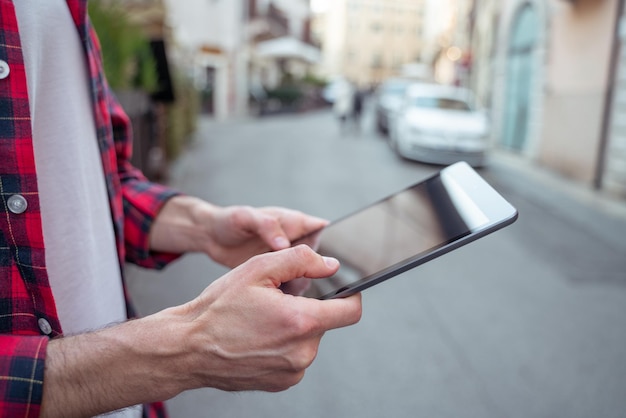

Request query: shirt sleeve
[
  {"left": 107, "top": 86, "right": 183, "bottom": 270},
  {"left": 0, "top": 336, "right": 47, "bottom": 418}
]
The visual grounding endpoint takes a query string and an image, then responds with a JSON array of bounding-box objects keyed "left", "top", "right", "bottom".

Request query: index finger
[{"left": 259, "top": 208, "right": 329, "bottom": 250}]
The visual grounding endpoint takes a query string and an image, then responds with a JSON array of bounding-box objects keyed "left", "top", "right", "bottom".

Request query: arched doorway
[{"left": 502, "top": 3, "right": 539, "bottom": 151}]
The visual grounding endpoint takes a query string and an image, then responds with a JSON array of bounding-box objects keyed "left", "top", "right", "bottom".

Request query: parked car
[
  {"left": 389, "top": 83, "right": 490, "bottom": 167},
  {"left": 374, "top": 78, "right": 414, "bottom": 136}
]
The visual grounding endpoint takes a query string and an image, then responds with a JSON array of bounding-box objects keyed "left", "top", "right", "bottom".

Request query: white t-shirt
[{"left": 15, "top": 1, "right": 141, "bottom": 417}]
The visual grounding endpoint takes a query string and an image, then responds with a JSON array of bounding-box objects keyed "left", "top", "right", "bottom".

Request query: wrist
[
  {"left": 132, "top": 305, "right": 204, "bottom": 394},
  {"left": 149, "top": 195, "right": 218, "bottom": 254}
]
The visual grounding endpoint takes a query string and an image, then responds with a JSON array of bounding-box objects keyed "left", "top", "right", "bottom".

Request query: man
[
  {"left": 332, "top": 79, "right": 354, "bottom": 134},
  {"left": 0, "top": 1, "right": 362, "bottom": 417}
]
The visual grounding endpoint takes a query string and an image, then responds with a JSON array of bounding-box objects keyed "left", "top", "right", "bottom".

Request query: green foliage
[
  {"left": 88, "top": 1, "right": 158, "bottom": 92},
  {"left": 89, "top": 2, "right": 200, "bottom": 165},
  {"left": 266, "top": 85, "right": 303, "bottom": 106},
  {"left": 301, "top": 73, "right": 328, "bottom": 88},
  {"left": 165, "top": 70, "right": 200, "bottom": 160}
]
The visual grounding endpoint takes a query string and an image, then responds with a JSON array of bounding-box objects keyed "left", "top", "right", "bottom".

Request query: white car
[
  {"left": 374, "top": 78, "right": 414, "bottom": 136},
  {"left": 390, "top": 84, "right": 490, "bottom": 167}
]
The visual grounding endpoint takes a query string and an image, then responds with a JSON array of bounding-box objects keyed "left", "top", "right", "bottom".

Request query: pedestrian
[
  {"left": 352, "top": 87, "right": 364, "bottom": 132},
  {"left": 333, "top": 79, "right": 355, "bottom": 134},
  {"left": 0, "top": 2, "right": 362, "bottom": 418}
]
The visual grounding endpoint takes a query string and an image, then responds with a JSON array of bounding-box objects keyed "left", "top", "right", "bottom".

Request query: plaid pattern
[
  {"left": 1, "top": 1, "right": 179, "bottom": 416},
  {"left": 0, "top": 337, "right": 45, "bottom": 418}
]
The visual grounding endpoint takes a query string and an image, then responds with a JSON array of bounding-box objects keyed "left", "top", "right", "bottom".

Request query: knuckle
[
  {"left": 351, "top": 303, "right": 363, "bottom": 324},
  {"left": 287, "top": 370, "right": 307, "bottom": 388},
  {"left": 267, "top": 371, "right": 306, "bottom": 392},
  {"left": 228, "top": 206, "right": 250, "bottom": 226},
  {"left": 299, "top": 345, "right": 319, "bottom": 369},
  {"left": 250, "top": 207, "right": 280, "bottom": 231},
  {"left": 260, "top": 213, "right": 280, "bottom": 229},
  {"left": 284, "top": 308, "right": 319, "bottom": 336},
  {"left": 344, "top": 294, "right": 364, "bottom": 325},
  {"left": 285, "top": 345, "right": 318, "bottom": 374},
  {"left": 281, "top": 320, "right": 321, "bottom": 370},
  {"left": 291, "top": 244, "right": 314, "bottom": 260},
  {"left": 245, "top": 251, "right": 272, "bottom": 271}
]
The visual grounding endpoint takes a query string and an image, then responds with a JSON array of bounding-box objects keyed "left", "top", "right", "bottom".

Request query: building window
[
  {"left": 371, "top": 53, "right": 383, "bottom": 69},
  {"left": 371, "top": 21, "right": 383, "bottom": 32}
]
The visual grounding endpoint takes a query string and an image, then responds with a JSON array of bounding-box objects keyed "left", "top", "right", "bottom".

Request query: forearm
[{"left": 40, "top": 308, "right": 193, "bottom": 418}]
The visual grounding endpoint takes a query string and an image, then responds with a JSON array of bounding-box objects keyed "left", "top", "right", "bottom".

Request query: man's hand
[
  {"left": 41, "top": 246, "right": 362, "bottom": 417},
  {"left": 149, "top": 195, "right": 328, "bottom": 267},
  {"left": 177, "top": 244, "right": 362, "bottom": 392}
]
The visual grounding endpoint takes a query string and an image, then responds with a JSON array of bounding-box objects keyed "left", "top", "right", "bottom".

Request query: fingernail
[
  {"left": 274, "top": 236, "right": 290, "bottom": 249},
  {"left": 323, "top": 256, "right": 339, "bottom": 269}
]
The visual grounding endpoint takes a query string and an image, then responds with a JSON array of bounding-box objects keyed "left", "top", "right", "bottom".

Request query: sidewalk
[{"left": 488, "top": 149, "right": 626, "bottom": 253}]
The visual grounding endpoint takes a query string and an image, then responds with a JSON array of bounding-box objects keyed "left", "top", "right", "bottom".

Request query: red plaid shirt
[{"left": 1, "top": 1, "right": 179, "bottom": 416}]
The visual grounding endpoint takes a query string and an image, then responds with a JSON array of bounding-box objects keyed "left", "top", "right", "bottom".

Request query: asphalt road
[{"left": 126, "top": 105, "right": 626, "bottom": 418}]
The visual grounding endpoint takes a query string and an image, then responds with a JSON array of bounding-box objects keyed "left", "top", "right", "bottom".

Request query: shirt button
[
  {"left": 38, "top": 318, "right": 53, "bottom": 335},
  {"left": 0, "top": 60, "right": 10, "bottom": 79},
  {"left": 7, "top": 194, "right": 28, "bottom": 214}
]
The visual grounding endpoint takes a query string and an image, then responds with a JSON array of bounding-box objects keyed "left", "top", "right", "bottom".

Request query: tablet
[{"left": 295, "top": 161, "right": 518, "bottom": 299}]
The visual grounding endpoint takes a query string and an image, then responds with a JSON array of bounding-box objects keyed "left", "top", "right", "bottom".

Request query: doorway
[{"left": 502, "top": 3, "right": 539, "bottom": 151}]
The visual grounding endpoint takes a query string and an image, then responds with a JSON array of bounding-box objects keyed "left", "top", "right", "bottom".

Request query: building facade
[
  {"left": 248, "top": 0, "right": 319, "bottom": 91},
  {"left": 163, "top": 0, "right": 247, "bottom": 119},
  {"left": 602, "top": 0, "right": 626, "bottom": 196},
  {"left": 315, "top": 0, "right": 431, "bottom": 87},
  {"left": 471, "top": 0, "right": 625, "bottom": 198},
  {"left": 163, "top": 0, "right": 317, "bottom": 119},
  {"left": 428, "top": 0, "right": 475, "bottom": 87}
]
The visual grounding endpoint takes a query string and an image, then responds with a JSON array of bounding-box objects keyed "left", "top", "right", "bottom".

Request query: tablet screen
[{"left": 295, "top": 166, "right": 505, "bottom": 299}]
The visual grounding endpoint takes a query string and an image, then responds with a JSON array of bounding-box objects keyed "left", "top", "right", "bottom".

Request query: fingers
[
  {"left": 237, "top": 207, "right": 327, "bottom": 251},
  {"left": 229, "top": 207, "right": 290, "bottom": 250},
  {"left": 256, "top": 211, "right": 291, "bottom": 250},
  {"left": 241, "top": 246, "right": 362, "bottom": 330},
  {"left": 244, "top": 244, "right": 340, "bottom": 286},
  {"left": 296, "top": 212, "right": 329, "bottom": 235}
]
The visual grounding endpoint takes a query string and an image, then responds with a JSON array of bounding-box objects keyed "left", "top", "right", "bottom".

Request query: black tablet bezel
[{"left": 297, "top": 162, "right": 518, "bottom": 300}]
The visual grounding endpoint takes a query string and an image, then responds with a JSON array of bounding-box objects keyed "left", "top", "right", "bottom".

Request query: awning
[{"left": 255, "top": 36, "right": 321, "bottom": 64}]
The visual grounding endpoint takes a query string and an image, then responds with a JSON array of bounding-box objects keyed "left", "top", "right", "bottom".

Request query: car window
[
  {"left": 413, "top": 97, "right": 471, "bottom": 111},
  {"left": 382, "top": 82, "right": 410, "bottom": 95}
]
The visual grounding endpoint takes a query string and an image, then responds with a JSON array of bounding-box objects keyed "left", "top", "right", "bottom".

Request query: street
[{"left": 126, "top": 105, "right": 626, "bottom": 418}]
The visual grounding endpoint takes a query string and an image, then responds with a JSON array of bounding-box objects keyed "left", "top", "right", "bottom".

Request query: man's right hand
[
  {"left": 176, "top": 244, "right": 363, "bottom": 392},
  {"left": 41, "top": 245, "right": 362, "bottom": 418}
]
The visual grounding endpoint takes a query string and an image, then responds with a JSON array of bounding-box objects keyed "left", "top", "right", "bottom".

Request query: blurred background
[{"left": 91, "top": 0, "right": 626, "bottom": 417}]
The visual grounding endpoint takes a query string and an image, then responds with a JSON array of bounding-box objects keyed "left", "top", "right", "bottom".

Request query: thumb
[{"left": 245, "top": 245, "right": 340, "bottom": 288}]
